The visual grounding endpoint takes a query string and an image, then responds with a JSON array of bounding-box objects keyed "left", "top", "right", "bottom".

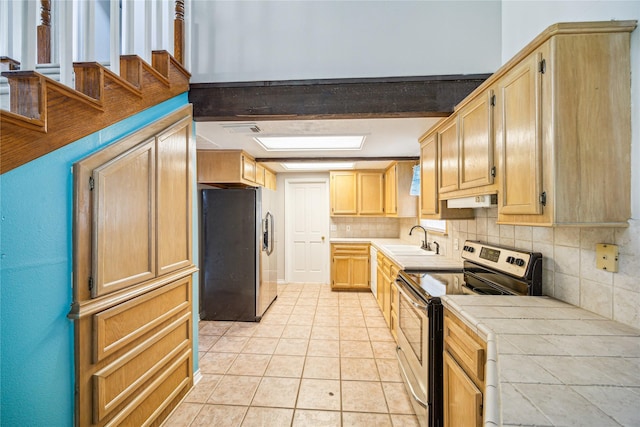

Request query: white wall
[{"left": 189, "top": 0, "right": 502, "bottom": 83}]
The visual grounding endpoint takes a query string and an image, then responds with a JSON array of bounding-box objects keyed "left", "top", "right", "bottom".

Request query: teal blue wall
[{"left": 0, "top": 93, "right": 199, "bottom": 426}]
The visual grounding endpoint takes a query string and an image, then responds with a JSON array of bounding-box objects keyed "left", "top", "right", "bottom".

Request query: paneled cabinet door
[
  {"left": 350, "top": 255, "right": 370, "bottom": 289},
  {"left": 358, "top": 172, "right": 385, "bottom": 215},
  {"left": 156, "top": 119, "right": 193, "bottom": 276},
  {"left": 443, "top": 351, "right": 483, "bottom": 427},
  {"left": 498, "top": 50, "right": 543, "bottom": 215},
  {"left": 420, "top": 134, "right": 439, "bottom": 216},
  {"left": 459, "top": 90, "right": 495, "bottom": 190},
  {"left": 92, "top": 139, "right": 156, "bottom": 297},
  {"left": 331, "top": 172, "right": 357, "bottom": 215},
  {"left": 331, "top": 255, "right": 352, "bottom": 288},
  {"left": 385, "top": 164, "right": 398, "bottom": 215},
  {"left": 438, "top": 118, "right": 459, "bottom": 193},
  {"left": 242, "top": 154, "right": 256, "bottom": 183}
]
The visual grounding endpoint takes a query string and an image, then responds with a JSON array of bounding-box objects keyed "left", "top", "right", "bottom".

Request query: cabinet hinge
[
  {"left": 490, "top": 166, "right": 496, "bottom": 177},
  {"left": 89, "top": 176, "right": 94, "bottom": 191},
  {"left": 88, "top": 276, "right": 94, "bottom": 291},
  {"left": 539, "top": 59, "right": 546, "bottom": 74},
  {"left": 490, "top": 94, "right": 496, "bottom": 107},
  {"left": 539, "top": 191, "right": 547, "bottom": 206}
]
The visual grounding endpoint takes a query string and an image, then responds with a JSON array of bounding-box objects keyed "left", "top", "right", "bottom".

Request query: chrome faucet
[{"left": 409, "top": 225, "right": 430, "bottom": 251}]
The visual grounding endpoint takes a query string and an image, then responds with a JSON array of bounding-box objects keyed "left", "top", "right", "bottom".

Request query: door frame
[{"left": 284, "top": 177, "right": 331, "bottom": 284}]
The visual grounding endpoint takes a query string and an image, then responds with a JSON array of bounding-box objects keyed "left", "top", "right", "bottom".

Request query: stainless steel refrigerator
[{"left": 201, "top": 187, "right": 277, "bottom": 321}]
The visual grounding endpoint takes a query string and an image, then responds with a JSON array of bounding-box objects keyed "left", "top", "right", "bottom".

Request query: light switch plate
[{"left": 596, "top": 243, "right": 619, "bottom": 272}]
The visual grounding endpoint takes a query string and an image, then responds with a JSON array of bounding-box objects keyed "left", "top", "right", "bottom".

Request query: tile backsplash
[
  {"left": 346, "top": 210, "right": 640, "bottom": 330},
  {"left": 330, "top": 217, "right": 400, "bottom": 238}
]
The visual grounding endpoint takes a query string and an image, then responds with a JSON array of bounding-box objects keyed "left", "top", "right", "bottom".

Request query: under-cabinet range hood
[{"left": 447, "top": 194, "right": 497, "bottom": 209}]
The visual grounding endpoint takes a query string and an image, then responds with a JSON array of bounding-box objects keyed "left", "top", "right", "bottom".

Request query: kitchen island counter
[{"left": 440, "top": 295, "right": 640, "bottom": 427}]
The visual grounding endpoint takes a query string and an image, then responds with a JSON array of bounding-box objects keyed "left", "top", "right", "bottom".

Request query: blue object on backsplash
[{"left": 410, "top": 165, "right": 420, "bottom": 196}]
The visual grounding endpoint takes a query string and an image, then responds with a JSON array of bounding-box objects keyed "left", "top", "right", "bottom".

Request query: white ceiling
[{"left": 195, "top": 117, "right": 442, "bottom": 172}]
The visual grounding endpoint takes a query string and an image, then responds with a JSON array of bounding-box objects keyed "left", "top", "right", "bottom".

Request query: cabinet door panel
[
  {"left": 499, "top": 52, "right": 543, "bottom": 215},
  {"left": 157, "top": 120, "right": 192, "bottom": 276},
  {"left": 92, "top": 139, "right": 156, "bottom": 297},
  {"left": 358, "top": 172, "right": 385, "bottom": 215},
  {"left": 331, "top": 255, "right": 352, "bottom": 288},
  {"left": 385, "top": 164, "right": 397, "bottom": 215},
  {"left": 350, "top": 255, "right": 370, "bottom": 289},
  {"left": 331, "top": 172, "right": 357, "bottom": 215},
  {"left": 459, "top": 91, "right": 494, "bottom": 189},
  {"left": 420, "top": 135, "right": 439, "bottom": 215},
  {"left": 443, "top": 351, "right": 483, "bottom": 427},
  {"left": 438, "top": 119, "right": 459, "bottom": 193}
]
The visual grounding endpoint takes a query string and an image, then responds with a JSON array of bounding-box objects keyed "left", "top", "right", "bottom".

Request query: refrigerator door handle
[{"left": 265, "top": 212, "right": 274, "bottom": 255}]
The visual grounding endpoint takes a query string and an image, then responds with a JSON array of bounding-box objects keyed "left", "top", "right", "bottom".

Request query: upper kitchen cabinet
[
  {"left": 384, "top": 161, "right": 418, "bottom": 218},
  {"left": 197, "top": 149, "right": 276, "bottom": 189},
  {"left": 419, "top": 127, "right": 474, "bottom": 220},
  {"left": 330, "top": 170, "right": 384, "bottom": 216},
  {"left": 493, "top": 20, "right": 636, "bottom": 226},
  {"left": 438, "top": 116, "right": 460, "bottom": 194}
]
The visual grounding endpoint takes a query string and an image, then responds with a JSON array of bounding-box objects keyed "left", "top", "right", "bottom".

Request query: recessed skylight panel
[{"left": 255, "top": 135, "right": 365, "bottom": 151}]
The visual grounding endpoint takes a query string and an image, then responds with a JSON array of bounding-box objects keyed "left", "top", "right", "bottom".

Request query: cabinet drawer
[
  {"left": 332, "top": 244, "right": 369, "bottom": 255},
  {"left": 443, "top": 310, "right": 486, "bottom": 385}
]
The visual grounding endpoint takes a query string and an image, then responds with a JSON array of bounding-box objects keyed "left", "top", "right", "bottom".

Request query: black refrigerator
[{"left": 201, "top": 187, "right": 277, "bottom": 321}]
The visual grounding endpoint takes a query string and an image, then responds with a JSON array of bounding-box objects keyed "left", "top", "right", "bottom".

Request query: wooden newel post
[
  {"left": 37, "top": 0, "right": 51, "bottom": 64},
  {"left": 174, "top": 0, "right": 185, "bottom": 64}
]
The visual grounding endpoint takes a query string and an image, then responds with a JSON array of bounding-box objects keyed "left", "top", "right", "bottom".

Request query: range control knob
[
  {"left": 515, "top": 258, "right": 526, "bottom": 267},
  {"left": 466, "top": 246, "right": 475, "bottom": 253},
  {"left": 506, "top": 256, "right": 515, "bottom": 264}
]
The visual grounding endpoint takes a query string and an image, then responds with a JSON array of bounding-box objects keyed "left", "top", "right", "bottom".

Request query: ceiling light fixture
[
  {"left": 255, "top": 135, "right": 365, "bottom": 151},
  {"left": 281, "top": 162, "right": 355, "bottom": 171}
]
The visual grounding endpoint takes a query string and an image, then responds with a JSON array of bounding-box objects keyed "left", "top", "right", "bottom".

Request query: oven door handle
[
  {"left": 396, "top": 279, "right": 429, "bottom": 311},
  {"left": 396, "top": 345, "right": 428, "bottom": 408}
]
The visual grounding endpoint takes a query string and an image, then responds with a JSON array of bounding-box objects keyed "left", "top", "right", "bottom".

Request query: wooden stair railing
[
  {"left": 0, "top": 57, "right": 21, "bottom": 71},
  {"left": 0, "top": 50, "right": 190, "bottom": 174}
]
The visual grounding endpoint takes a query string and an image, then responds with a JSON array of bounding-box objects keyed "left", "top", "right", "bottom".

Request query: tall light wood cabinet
[
  {"left": 330, "top": 171, "right": 358, "bottom": 215},
  {"left": 438, "top": 117, "right": 460, "bottom": 194},
  {"left": 330, "top": 170, "right": 384, "bottom": 216},
  {"left": 358, "top": 171, "right": 385, "bottom": 215},
  {"left": 70, "top": 106, "right": 197, "bottom": 427},
  {"left": 385, "top": 161, "right": 418, "bottom": 218},
  {"left": 384, "top": 163, "right": 398, "bottom": 215},
  {"left": 458, "top": 90, "right": 495, "bottom": 191}
]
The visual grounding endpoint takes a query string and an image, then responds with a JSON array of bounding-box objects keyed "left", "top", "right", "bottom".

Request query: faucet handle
[{"left": 432, "top": 241, "right": 440, "bottom": 255}]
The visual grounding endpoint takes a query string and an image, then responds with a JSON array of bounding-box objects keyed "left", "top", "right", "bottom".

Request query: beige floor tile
[
  {"left": 382, "top": 382, "right": 415, "bottom": 414},
  {"left": 282, "top": 324, "right": 313, "bottom": 339},
  {"left": 341, "top": 381, "right": 388, "bottom": 413},
  {"left": 241, "top": 407, "right": 294, "bottom": 427},
  {"left": 341, "top": 358, "right": 380, "bottom": 381},
  {"left": 261, "top": 314, "right": 290, "bottom": 325},
  {"left": 207, "top": 375, "right": 261, "bottom": 406},
  {"left": 340, "top": 340, "right": 374, "bottom": 358},
  {"left": 340, "top": 316, "right": 367, "bottom": 328},
  {"left": 340, "top": 327, "right": 370, "bottom": 341},
  {"left": 242, "top": 337, "right": 279, "bottom": 354},
  {"left": 162, "top": 402, "right": 203, "bottom": 426},
  {"left": 265, "top": 355, "right": 306, "bottom": 378},
  {"left": 225, "top": 322, "right": 259, "bottom": 337},
  {"left": 311, "top": 326, "right": 340, "bottom": 340},
  {"left": 315, "top": 307, "right": 340, "bottom": 316},
  {"left": 198, "top": 334, "right": 221, "bottom": 352},
  {"left": 362, "top": 308, "right": 384, "bottom": 318},
  {"left": 252, "top": 377, "right": 301, "bottom": 408},
  {"left": 372, "top": 341, "right": 398, "bottom": 359},
  {"left": 199, "top": 352, "right": 237, "bottom": 374},
  {"left": 269, "top": 304, "right": 294, "bottom": 315},
  {"left": 308, "top": 339, "right": 341, "bottom": 357},
  {"left": 190, "top": 404, "right": 247, "bottom": 427},
  {"left": 210, "top": 336, "right": 250, "bottom": 353},
  {"left": 275, "top": 338, "right": 309, "bottom": 356},
  {"left": 376, "top": 359, "right": 402, "bottom": 382},
  {"left": 288, "top": 314, "right": 316, "bottom": 326},
  {"left": 227, "top": 353, "right": 271, "bottom": 376},
  {"left": 313, "top": 315, "right": 340, "bottom": 326},
  {"left": 296, "top": 379, "right": 341, "bottom": 411},
  {"left": 184, "top": 374, "right": 223, "bottom": 403},
  {"left": 253, "top": 324, "right": 285, "bottom": 338},
  {"left": 368, "top": 327, "right": 394, "bottom": 342},
  {"left": 390, "top": 414, "right": 421, "bottom": 426},
  {"left": 296, "top": 298, "right": 318, "bottom": 306},
  {"left": 342, "top": 411, "right": 392, "bottom": 426},
  {"left": 292, "top": 409, "right": 341, "bottom": 427},
  {"left": 199, "top": 323, "right": 232, "bottom": 336},
  {"left": 303, "top": 356, "right": 340, "bottom": 380},
  {"left": 366, "top": 317, "right": 390, "bottom": 328}
]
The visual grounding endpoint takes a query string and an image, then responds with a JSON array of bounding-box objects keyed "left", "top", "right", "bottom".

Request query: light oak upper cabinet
[
  {"left": 358, "top": 171, "right": 385, "bottom": 215},
  {"left": 458, "top": 90, "right": 495, "bottom": 191},
  {"left": 438, "top": 117, "right": 460, "bottom": 194},
  {"left": 419, "top": 130, "right": 474, "bottom": 220},
  {"left": 385, "top": 161, "right": 418, "bottom": 218},
  {"left": 330, "top": 171, "right": 384, "bottom": 216},
  {"left": 330, "top": 171, "right": 358, "bottom": 215},
  {"left": 495, "top": 21, "right": 635, "bottom": 226}
]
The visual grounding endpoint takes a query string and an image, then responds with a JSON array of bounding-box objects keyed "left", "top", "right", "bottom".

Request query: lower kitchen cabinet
[
  {"left": 443, "top": 309, "right": 487, "bottom": 427},
  {"left": 376, "top": 250, "right": 400, "bottom": 332},
  {"left": 331, "top": 243, "right": 370, "bottom": 290}
]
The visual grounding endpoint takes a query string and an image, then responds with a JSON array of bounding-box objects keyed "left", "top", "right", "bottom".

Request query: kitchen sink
[{"left": 382, "top": 244, "right": 437, "bottom": 256}]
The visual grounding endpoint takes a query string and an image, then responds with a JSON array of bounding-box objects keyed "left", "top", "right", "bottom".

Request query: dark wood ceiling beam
[{"left": 189, "top": 74, "right": 491, "bottom": 121}]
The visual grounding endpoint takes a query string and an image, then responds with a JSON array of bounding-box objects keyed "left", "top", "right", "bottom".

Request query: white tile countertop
[
  {"left": 440, "top": 295, "right": 640, "bottom": 427},
  {"left": 330, "top": 237, "right": 464, "bottom": 271}
]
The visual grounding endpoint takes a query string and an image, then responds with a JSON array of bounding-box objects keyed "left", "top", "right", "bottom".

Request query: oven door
[{"left": 396, "top": 276, "right": 431, "bottom": 426}]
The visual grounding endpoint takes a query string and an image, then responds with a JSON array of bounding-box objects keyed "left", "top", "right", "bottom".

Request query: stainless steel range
[{"left": 395, "top": 240, "right": 542, "bottom": 427}]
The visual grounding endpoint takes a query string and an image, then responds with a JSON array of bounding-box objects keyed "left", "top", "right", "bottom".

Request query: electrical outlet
[
  {"left": 346, "top": 225, "right": 351, "bottom": 232},
  {"left": 330, "top": 224, "right": 337, "bottom": 231},
  {"left": 454, "top": 238, "right": 459, "bottom": 251},
  {"left": 596, "top": 243, "right": 619, "bottom": 272}
]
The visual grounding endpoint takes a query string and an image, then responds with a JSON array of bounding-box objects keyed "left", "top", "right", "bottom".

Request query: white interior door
[{"left": 286, "top": 179, "right": 329, "bottom": 284}]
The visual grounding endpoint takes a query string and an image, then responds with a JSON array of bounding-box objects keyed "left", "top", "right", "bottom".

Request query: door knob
[{"left": 322, "top": 236, "right": 325, "bottom": 241}]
